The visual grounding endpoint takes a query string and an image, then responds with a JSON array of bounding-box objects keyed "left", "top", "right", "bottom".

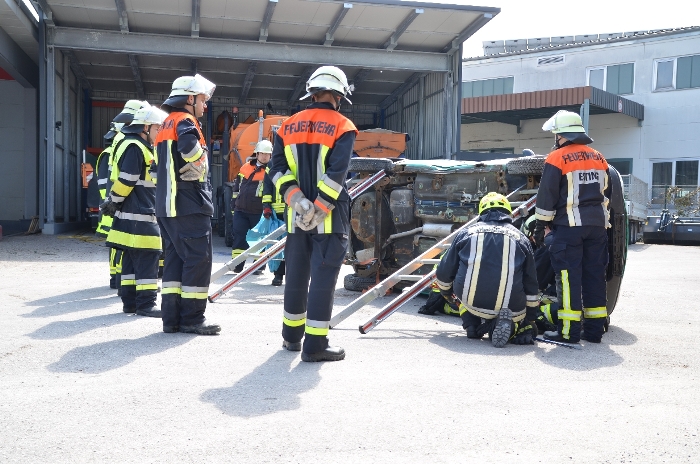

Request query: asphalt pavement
[{"left": 1, "top": 232, "right": 698, "bottom": 463}]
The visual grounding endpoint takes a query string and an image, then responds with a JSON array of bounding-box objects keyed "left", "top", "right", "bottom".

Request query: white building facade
[{"left": 460, "top": 28, "right": 700, "bottom": 210}]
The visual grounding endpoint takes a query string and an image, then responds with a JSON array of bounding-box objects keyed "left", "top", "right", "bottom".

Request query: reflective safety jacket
[
  {"left": 535, "top": 143, "right": 610, "bottom": 228},
  {"left": 232, "top": 160, "right": 268, "bottom": 215},
  {"left": 105, "top": 135, "right": 161, "bottom": 251},
  {"left": 435, "top": 210, "right": 539, "bottom": 322},
  {"left": 270, "top": 102, "right": 357, "bottom": 234},
  {"left": 95, "top": 133, "right": 126, "bottom": 236},
  {"left": 262, "top": 167, "right": 285, "bottom": 217},
  {"left": 154, "top": 109, "right": 213, "bottom": 218}
]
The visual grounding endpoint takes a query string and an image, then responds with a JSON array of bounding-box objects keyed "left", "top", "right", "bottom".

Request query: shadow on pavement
[
  {"left": 47, "top": 332, "right": 192, "bottom": 374},
  {"left": 200, "top": 350, "right": 321, "bottom": 417},
  {"left": 22, "top": 287, "right": 120, "bottom": 318},
  {"left": 27, "top": 313, "right": 139, "bottom": 340}
]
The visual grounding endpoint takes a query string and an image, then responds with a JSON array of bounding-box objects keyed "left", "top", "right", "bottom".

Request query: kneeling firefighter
[
  {"left": 435, "top": 193, "right": 540, "bottom": 348},
  {"left": 101, "top": 104, "right": 168, "bottom": 317}
]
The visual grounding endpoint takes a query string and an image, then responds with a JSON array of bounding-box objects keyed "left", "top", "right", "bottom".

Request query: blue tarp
[{"left": 246, "top": 216, "right": 285, "bottom": 272}]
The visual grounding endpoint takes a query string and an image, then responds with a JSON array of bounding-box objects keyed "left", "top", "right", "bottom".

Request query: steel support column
[
  {"left": 418, "top": 76, "right": 424, "bottom": 159},
  {"left": 580, "top": 98, "right": 590, "bottom": 134},
  {"left": 63, "top": 52, "right": 70, "bottom": 221},
  {"left": 38, "top": 13, "right": 46, "bottom": 228},
  {"left": 46, "top": 35, "right": 55, "bottom": 224}
]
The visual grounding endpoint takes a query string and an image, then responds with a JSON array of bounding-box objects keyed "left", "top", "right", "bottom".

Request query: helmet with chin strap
[
  {"left": 300, "top": 66, "right": 353, "bottom": 105},
  {"left": 478, "top": 192, "right": 512, "bottom": 215}
]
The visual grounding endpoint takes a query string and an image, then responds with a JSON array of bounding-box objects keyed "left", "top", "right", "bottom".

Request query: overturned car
[{"left": 344, "top": 155, "right": 628, "bottom": 317}]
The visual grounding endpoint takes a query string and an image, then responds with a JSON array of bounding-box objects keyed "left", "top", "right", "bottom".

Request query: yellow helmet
[{"left": 479, "top": 192, "right": 512, "bottom": 215}]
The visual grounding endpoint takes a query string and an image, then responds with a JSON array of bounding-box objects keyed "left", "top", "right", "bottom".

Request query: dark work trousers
[
  {"left": 231, "top": 210, "right": 263, "bottom": 271},
  {"left": 109, "top": 247, "right": 123, "bottom": 289},
  {"left": 158, "top": 214, "right": 213, "bottom": 328},
  {"left": 120, "top": 248, "right": 160, "bottom": 311},
  {"left": 282, "top": 232, "right": 348, "bottom": 354},
  {"left": 548, "top": 225, "right": 608, "bottom": 342},
  {"left": 274, "top": 213, "right": 286, "bottom": 278}
]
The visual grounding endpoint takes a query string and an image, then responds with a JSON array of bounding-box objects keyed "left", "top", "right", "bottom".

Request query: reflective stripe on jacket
[
  {"left": 105, "top": 135, "right": 161, "bottom": 251},
  {"left": 154, "top": 109, "right": 212, "bottom": 217},
  {"left": 269, "top": 102, "right": 357, "bottom": 234},
  {"left": 535, "top": 143, "right": 610, "bottom": 228},
  {"left": 435, "top": 210, "right": 539, "bottom": 322}
]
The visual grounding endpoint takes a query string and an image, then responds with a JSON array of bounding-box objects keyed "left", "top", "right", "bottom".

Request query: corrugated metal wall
[{"left": 383, "top": 51, "right": 460, "bottom": 160}]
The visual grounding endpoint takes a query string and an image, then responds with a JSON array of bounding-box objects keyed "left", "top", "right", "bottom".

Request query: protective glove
[
  {"left": 533, "top": 220, "right": 550, "bottom": 248},
  {"left": 294, "top": 214, "right": 316, "bottom": 231},
  {"left": 179, "top": 153, "right": 207, "bottom": 181},
  {"left": 304, "top": 204, "right": 330, "bottom": 230},
  {"left": 511, "top": 321, "right": 537, "bottom": 345},
  {"left": 99, "top": 196, "right": 121, "bottom": 217},
  {"left": 288, "top": 190, "right": 315, "bottom": 225},
  {"left": 263, "top": 207, "right": 273, "bottom": 219},
  {"left": 418, "top": 291, "right": 445, "bottom": 315},
  {"left": 439, "top": 286, "right": 456, "bottom": 305}
]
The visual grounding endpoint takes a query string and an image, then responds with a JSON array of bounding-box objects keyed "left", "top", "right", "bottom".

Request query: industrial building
[
  {"left": 0, "top": 0, "right": 499, "bottom": 235},
  {"left": 459, "top": 27, "right": 700, "bottom": 214}
]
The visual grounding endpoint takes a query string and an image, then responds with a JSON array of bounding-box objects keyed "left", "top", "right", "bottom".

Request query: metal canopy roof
[
  {"left": 461, "top": 86, "right": 644, "bottom": 126},
  {"left": 38, "top": 0, "right": 498, "bottom": 107}
]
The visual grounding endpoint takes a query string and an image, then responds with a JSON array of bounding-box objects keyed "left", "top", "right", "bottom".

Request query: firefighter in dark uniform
[
  {"left": 155, "top": 74, "right": 220, "bottom": 335},
  {"left": 230, "top": 139, "right": 273, "bottom": 274},
  {"left": 96, "top": 121, "right": 123, "bottom": 289},
  {"left": 262, "top": 155, "right": 287, "bottom": 286},
  {"left": 435, "top": 193, "right": 540, "bottom": 348},
  {"left": 100, "top": 105, "right": 167, "bottom": 316},
  {"left": 534, "top": 110, "right": 611, "bottom": 344},
  {"left": 96, "top": 100, "right": 148, "bottom": 290},
  {"left": 270, "top": 65, "right": 357, "bottom": 362}
]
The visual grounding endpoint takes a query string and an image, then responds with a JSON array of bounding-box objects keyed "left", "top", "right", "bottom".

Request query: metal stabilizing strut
[
  {"left": 208, "top": 169, "right": 388, "bottom": 302},
  {"left": 339, "top": 189, "right": 537, "bottom": 333}
]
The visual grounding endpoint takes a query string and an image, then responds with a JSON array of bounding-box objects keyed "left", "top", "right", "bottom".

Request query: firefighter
[
  {"left": 154, "top": 74, "right": 220, "bottom": 335},
  {"left": 95, "top": 121, "right": 123, "bottom": 290},
  {"left": 230, "top": 139, "right": 273, "bottom": 274},
  {"left": 534, "top": 110, "right": 611, "bottom": 344},
  {"left": 262, "top": 154, "right": 287, "bottom": 286},
  {"left": 270, "top": 65, "right": 357, "bottom": 362},
  {"left": 100, "top": 105, "right": 167, "bottom": 317},
  {"left": 434, "top": 193, "right": 540, "bottom": 348},
  {"left": 96, "top": 101, "right": 148, "bottom": 290}
]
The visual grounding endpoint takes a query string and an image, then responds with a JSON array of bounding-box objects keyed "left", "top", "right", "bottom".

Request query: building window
[
  {"left": 607, "top": 158, "right": 632, "bottom": 176},
  {"left": 462, "top": 77, "right": 514, "bottom": 98},
  {"left": 650, "top": 159, "right": 700, "bottom": 206},
  {"left": 654, "top": 55, "right": 700, "bottom": 91},
  {"left": 586, "top": 63, "right": 634, "bottom": 94}
]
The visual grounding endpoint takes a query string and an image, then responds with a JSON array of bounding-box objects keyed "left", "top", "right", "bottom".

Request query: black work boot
[
  {"left": 466, "top": 326, "right": 482, "bottom": 339},
  {"left": 136, "top": 306, "right": 162, "bottom": 318},
  {"left": 179, "top": 319, "right": 221, "bottom": 335},
  {"left": 233, "top": 262, "right": 244, "bottom": 273},
  {"left": 491, "top": 308, "right": 514, "bottom": 348},
  {"left": 282, "top": 340, "right": 302, "bottom": 351},
  {"left": 301, "top": 346, "right": 345, "bottom": 362},
  {"left": 163, "top": 325, "right": 179, "bottom": 333},
  {"left": 272, "top": 275, "right": 284, "bottom": 286},
  {"left": 122, "top": 305, "right": 136, "bottom": 314}
]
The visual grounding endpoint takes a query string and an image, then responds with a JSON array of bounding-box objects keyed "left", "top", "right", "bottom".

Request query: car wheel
[{"left": 344, "top": 273, "right": 377, "bottom": 292}]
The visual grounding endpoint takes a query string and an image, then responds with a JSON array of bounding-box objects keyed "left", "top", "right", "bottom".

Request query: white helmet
[
  {"left": 301, "top": 66, "right": 353, "bottom": 103},
  {"left": 542, "top": 110, "right": 586, "bottom": 134},
  {"left": 168, "top": 74, "right": 216, "bottom": 101},
  {"left": 253, "top": 140, "right": 273, "bottom": 154},
  {"left": 113, "top": 99, "right": 149, "bottom": 123},
  {"left": 104, "top": 121, "right": 124, "bottom": 140},
  {"left": 121, "top": 105, "right": 168, "bottom": 133}
]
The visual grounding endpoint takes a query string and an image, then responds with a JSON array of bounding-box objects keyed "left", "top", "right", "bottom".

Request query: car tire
[
  {"left": 344, "top": 273, "right": 377, "bottom": 292},
  {"left": 348, "top": 157, "right": 394, "bottom": 174},
  {"left": 506, "top": 155, "right": 546, "bottom": 176}
]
